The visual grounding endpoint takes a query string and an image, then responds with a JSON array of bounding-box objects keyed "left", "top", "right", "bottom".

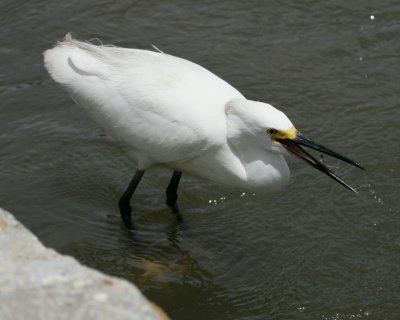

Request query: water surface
[{"left": 1, "top": 1, "right": 399, "bottom": 319}]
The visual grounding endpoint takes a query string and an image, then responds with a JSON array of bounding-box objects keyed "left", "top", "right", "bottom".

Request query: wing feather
[{"left": 44, "top": 34, "right": 244, "bottom": 168}]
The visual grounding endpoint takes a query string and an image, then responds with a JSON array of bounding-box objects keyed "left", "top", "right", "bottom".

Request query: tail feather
[{"left": 43, "top": 33, "right": 108, "bottom": 86}]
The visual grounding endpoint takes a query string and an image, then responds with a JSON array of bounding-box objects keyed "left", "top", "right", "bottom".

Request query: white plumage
[
  {"left": 44, "top": 34, "right": 362, "bottom": 224},
  {"left": 44, "top": 34, "right": 294, "bottom": 190}
]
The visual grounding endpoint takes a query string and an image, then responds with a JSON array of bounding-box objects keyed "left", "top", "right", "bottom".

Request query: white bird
[{"left": 43, "top": 34, "right": 363, "bottom": 228}]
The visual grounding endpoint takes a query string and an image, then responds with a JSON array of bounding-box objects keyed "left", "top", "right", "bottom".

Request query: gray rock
[{"left": 0, "top": 208, "right": 169, "bottom": 320}]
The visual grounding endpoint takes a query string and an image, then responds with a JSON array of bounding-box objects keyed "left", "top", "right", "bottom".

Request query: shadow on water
[
  {"left": 133, "top": 219, "right": 235, "bottom": 319},
  {"left": 63, "top": 209, "right": 239, "bottom": 319}
]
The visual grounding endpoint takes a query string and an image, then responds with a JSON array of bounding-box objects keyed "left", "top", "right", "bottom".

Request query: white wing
[{"left": 44, "top": 34, "right": 244, "bottom": 168}]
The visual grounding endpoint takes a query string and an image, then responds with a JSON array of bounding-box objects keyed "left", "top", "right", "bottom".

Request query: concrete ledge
[{"left": 0, "top": 208, "right": 169, "bottom": 320}]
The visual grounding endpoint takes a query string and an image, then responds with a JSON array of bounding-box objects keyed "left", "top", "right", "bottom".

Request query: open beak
[{"left": 276, "top": 132, "right": 364, "bottom": 193}]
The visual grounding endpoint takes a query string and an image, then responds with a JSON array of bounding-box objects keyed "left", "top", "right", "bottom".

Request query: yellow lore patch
[{"left": 274, "top": 127, "right": 297, "bottom": 140}]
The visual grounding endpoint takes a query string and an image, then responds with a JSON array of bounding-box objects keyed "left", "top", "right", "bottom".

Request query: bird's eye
[{"left": 266, "top": 128, "right": 277, "bottom": 136}]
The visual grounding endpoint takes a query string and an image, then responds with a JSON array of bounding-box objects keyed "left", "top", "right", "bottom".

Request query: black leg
[
  {"left": 166, "top": 170, "right": 182, "bottom": 219},
  {"left": 119, "top": 170, "right": 144, "bottom": 229}
]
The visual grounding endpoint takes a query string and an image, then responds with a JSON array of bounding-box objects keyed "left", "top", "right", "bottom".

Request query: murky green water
[{"left": 1, "top": 0, "right": 399, "bottom": 319}]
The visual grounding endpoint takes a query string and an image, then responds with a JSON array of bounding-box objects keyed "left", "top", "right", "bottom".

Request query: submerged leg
[
  {"left": 166, "top": 170, "right": 182, "bottom": 219},
  {"left": 119, "top": 170, "right": 145, "bottom": 229}
]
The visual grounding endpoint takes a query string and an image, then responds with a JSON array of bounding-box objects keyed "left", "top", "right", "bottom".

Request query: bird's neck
[
  {"left": 229, "top": 138, "right": 290, "bottom": 190},
  {"left": 226, "top": 116, "right": 290, "bottom": 191}
]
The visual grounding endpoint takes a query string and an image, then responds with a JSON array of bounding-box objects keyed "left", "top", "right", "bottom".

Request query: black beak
[{"left": 276, "top": 132, "right": 364, "bottom": 193}]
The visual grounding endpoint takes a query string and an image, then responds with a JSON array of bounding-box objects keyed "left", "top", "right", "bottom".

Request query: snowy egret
[{"left": 44, "top": 34, "right": 363, "bottom": 227}]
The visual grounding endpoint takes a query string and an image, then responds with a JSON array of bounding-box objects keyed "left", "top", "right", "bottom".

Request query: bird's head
[{"left": 226, "top": 99, "right": 364, "bottom": 192}]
